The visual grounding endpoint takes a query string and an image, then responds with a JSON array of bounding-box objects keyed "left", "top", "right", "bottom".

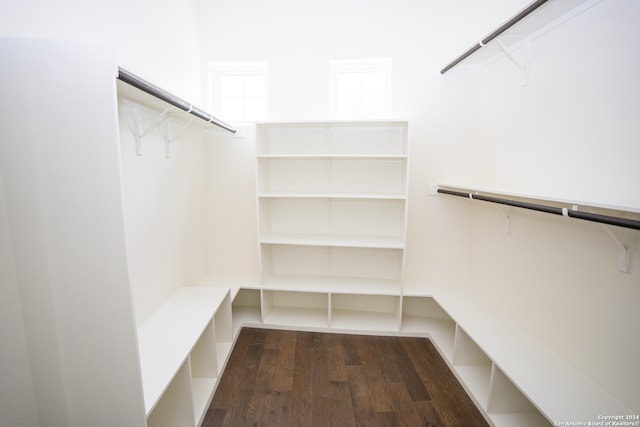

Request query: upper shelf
[{"left": 440, "top": 0, "right": 601, "bottom": 73}]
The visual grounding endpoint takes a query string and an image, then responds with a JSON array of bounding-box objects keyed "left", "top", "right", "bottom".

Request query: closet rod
[
  {"left": 440, "top": 0, "right": 549, "bottom": 74},
  {"left": 437, "top": 188, "right": 640, "bottom": 231},
  {"left": 117, "top": 67, "right": 236, "bottom": 134}
]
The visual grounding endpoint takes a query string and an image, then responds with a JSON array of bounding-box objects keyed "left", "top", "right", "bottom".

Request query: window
[
  {"left": 210, "top": 63, "right": 268, "bottom": 122},
  {"left": 330, "top": 58, "right": 392, "bottom": 119}
]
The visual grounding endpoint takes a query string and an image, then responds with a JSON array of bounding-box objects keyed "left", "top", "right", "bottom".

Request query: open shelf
[
  {"left": 258, "top": 197, "right": 406, "bottom": 248},
  {"left": 453, "top": 325, "right": 492, "bottom": 409},
  {"left": 232, "top": 288, "right": 262, "bottom": 335},
  {"left": 401, "top": 296, "right": 456, "bottom": 361},
  {"left": 257, "top": 157, "right": 407, "bottom": 196},
  {"left": 262, "top": 290, "right": 329, "bottom": 328},
  {"left": 263, "top": 274, "right": 402, "bottom": 296},
  {"left": 146, "top": 360, "right": 195, "bottom": 427},
  {"left": 330, "top": 293, "right": 400, "bottom": 332},
  {"left": 256, "top": 121, "right": 408, "bottom": 156}
]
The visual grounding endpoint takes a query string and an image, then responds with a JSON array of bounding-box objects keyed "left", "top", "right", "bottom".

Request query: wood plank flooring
[{"left": 203, "top": 328, "right": 489, "bottom": 427}]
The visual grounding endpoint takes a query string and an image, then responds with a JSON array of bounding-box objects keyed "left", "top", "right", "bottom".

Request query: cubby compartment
[
  {"left": 400, "top": 296, "right": 456, "bottom": 361},
  {"left": 330, "top": 293, "right": 401, "bottom": 332},
  {"left": 189, "top": 321, "right": 217, "bottom": 425},
  {"left": 257, "top": 124, "right": 328, "bottom": 155},
  {"left": 232, "top": 288, "right": 262, "bottom": 335},
  {"left": 328, "top": 124, "right": 407, "bottom": 155},
  {"left": 257, "top": 157, "right": 327, "bottom": 194},
  {"left": 262, "top": 290, "right": 329, "bottom": 328},
  {"left": 260, "top": 244, "right": 403, "bottom": 294},
  {"left": 257, "top": 157, "right": 407, "bottom": 196},
  {"left": 488, "top": 365, "right": 552, "bottom": 427},
  {"left": 147, "top": 360, "right": 195, "bottom": 427},
  {"left": 453, "top": 325, "right": 492, "bottom": 410},
  {"left": 330, "top": 158, "right": 406, "bottom": 196},
  {"left": 214, "top": 293, "right": 233, "bottom": 372},
  {"left": 258, "top": 197, "right": 406, "bottom": 247}
]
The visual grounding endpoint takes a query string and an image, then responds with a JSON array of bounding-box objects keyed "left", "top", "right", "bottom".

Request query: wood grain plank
[{"left": 206, "top": 328, "right": 489, "bottom": 427}]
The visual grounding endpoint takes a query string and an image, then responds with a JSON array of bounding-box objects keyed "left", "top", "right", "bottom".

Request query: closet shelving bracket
[
  {"left": 495, "top": 37, "right": 531, "bottom": 86},
  {"left": 583, "top": 206, "right": 633, "bottom": 274},
  {"left": 130, "top": 104, "right": 194, "bottom": 158}
]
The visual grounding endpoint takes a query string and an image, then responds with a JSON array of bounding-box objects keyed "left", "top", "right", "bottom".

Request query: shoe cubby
[
  {"left": 262, "top": 290, "right": 329, "bottom": 328},
  {"left": 330, "top": 293, "right": 401, "bottom": 332},
  {"left": 146, "top": 360, "right": 195, "bottom": 427},
  {"left": 453, "top": 325, "right": 492, "bottom": 409},
  {"left": 231, "top": 288, "right": 262, "bottom": 335},
  {"left": 400, "top": 296, "right": 456, "bottom": 361},
  {"left": 488, "top": 365, "right": 551, "bottom": 426}
]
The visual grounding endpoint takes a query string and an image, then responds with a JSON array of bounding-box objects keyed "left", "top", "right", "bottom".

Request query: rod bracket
[
  {"left": 131, "top": 105, "right": 170, "bottom": 156},
  {"left": 584, "top": 207, "right": 633, "bottom": 274},
  {"left": 496, "top": 37, "right": 530, "bottom": 86}
]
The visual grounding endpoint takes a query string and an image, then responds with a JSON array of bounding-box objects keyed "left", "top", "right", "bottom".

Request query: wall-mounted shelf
[{"left": 440, "top": 0, "right": 602, "bottom": 76}]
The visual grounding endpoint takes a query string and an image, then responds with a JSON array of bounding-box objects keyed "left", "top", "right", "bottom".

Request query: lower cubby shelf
[
  {"left": 262, "top": 290, "right": 329, "bottom": 328},
  {"left": 330, "top": 293, "right": 400, "bottom": 332},
  {"left": 226, "top": 284, "right": 631, "bottom": 427},
  {"left": 137, "top": 286, "right": 233, "bottom": 427}
]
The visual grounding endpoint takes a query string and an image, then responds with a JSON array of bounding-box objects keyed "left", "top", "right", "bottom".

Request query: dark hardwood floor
[{"left": 203, "top": 327, "right": 489, "bottom": 427}]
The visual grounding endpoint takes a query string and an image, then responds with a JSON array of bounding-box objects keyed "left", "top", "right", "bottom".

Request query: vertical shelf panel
[
  {"left": 147, "top": 360, "right": 195, "bottom": 427},
  {"left": 401, "top": 296, "right": 456, "bottom": 361},
  {"left": 232, "top": 288, "right": 262, "bottom": 336},
  {"left": 262, "top": 290, "right": 329, "bottom": 328}
]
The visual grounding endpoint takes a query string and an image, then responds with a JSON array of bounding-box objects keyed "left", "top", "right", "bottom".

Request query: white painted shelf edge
[
  {"left": 136, "top": 286, "right": 230, "bottom": 416},
  {"left": 260, "top": 233, "right": 405, "bottom": 249},
  {"left": 263, "top": 274, "right": 402, "bottom": 295},
  {"left": 257, "top": 192, "right": 407, "bottom": 200},
  {"left": 257, "top": 154, "right": 408, "bottom": 159}
]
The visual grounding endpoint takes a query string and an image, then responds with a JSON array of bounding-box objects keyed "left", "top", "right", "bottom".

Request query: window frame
[
  {"left": 329, "top": 58, "right": 392, "bottom": 119},
  {"left": 209, "top": 62, "right": 269, "bottom": 123}
]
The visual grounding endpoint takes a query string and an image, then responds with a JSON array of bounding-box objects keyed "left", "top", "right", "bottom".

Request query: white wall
[
  {"left": 0, "top": 39, "right": 147, "bottom": 426},
  {"left": 0, "top": 0, "right": 203, "bottom": 104},
  {"left": 118, "top": 99, "right": 210, "bottom": 324},
  {"left": 0, "top": 177, "right": 38, "bottom": 427}
]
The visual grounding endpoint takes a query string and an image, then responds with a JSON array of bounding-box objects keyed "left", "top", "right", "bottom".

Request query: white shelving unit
[
  {"left": 255, "top": 120, "right": 409, "bottom": 330},
  {"left": 136, "top": 287, "right": 233, "bottom": 427}
]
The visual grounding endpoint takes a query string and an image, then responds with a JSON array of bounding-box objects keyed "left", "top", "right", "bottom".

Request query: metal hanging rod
[
  {"left": 440, "top": 0, "right": 549, "bottom": 74},
  {"left": 437, "top": 188, "right": 640, "bottom": 231},
  {"left": 117, "top": 67, "right": 236, "bottom": 134}
]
